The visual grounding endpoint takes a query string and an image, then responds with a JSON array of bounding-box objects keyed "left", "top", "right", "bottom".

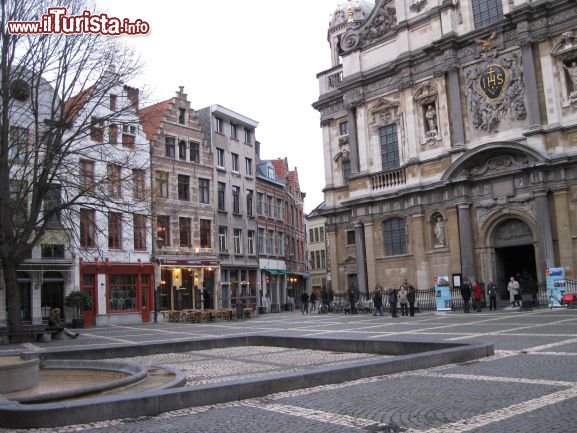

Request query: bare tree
[{"left": 0, "top": 0, "right": 145, "bottom": 333}]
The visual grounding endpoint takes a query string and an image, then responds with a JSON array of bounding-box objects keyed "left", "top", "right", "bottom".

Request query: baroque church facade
[{"left": 313, "top": 0, "right": 577, "bottom": 298}]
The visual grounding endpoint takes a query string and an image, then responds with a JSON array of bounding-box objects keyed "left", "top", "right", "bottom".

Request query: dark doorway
[{"left": 495, "top": 244, "right": 537, "bottom": 299}]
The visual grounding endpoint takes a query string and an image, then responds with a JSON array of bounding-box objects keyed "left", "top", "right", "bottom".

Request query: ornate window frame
[
  {"left": 413, "top": 82, "right": 440, "bottom": 146},
  {"left": 551, "top": 31, "right": 577, "bottom": 109}
]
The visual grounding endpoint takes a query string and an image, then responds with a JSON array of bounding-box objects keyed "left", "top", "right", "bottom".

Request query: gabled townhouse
[
  {"left": 196, "top": 105, "right": 259, "bottom": 309},
  {"left": 305, "top": 202, "right": 328, "bottom": 304},
  {"left": 139, "top": 87, "right": 218, "bottom": 313},
  {"left": 255, "top": 153, "right": 287, "bottom": 312},
  {"left": 69, "top": 78, "right": 153, "bottom": 326}
]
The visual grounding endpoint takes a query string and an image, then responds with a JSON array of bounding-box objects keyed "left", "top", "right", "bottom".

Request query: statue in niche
[
  {"left": 563, "top": 61, "right": 577, "bottom": 92},
  {"left": 434, "top": 216, "right": 445, "bottom": 247},
  {"left": 425, "top": 105, "right": 437, "bottom": 133}
]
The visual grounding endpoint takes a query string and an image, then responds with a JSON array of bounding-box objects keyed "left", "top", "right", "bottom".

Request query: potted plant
[{"left": 64, "top": 290, "right": 92, "bottom": 328}]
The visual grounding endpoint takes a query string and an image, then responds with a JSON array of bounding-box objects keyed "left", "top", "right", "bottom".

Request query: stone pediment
[
  {"left": 341, "top": 0, "right": 397, "bottom": 53},
  {"left": 340, "top": 255, "right": 357, "bottom": 266},
  {"left": 369, "top": 98, "right": 401, "bottom": 127}
]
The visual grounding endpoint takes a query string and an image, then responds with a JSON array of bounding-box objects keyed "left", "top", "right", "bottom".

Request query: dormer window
[
  {"left": 339, "top": 121, "right": 348, "bottom": 136},
  {"left": 178, "top": 108, "right": 186, "bottom": 125}
]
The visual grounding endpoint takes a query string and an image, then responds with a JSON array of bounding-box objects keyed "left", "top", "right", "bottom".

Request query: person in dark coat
[
  {"left": 460, "top": 278, "right": 472, "bottom": 313},
  {"left": 300, "top": 291, "right": 309, "bottom": 315},
  {"left": 48, "top": 308, "right": 79, "bottom": 339},
  {"left": 388, "top": 286, "right": 398, "bottom": 318},
  {"left": 348, "top": 288, "right": 357, "bottom": 314},
  {"left": 372, "top": 284, "right": 384, "bottom": 316},
  {"left": 407, "top": 284, "right": 416, "bottom": 316},
  {"left": 486, "top": 278, "right": 498, "bottom": 311}
]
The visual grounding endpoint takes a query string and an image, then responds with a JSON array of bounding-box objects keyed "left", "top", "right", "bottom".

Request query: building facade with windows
[
  {"left": 71, "top": 82, "right": 153, "bottom": 326},
  {"left": 140, "top": 87, "right": 218, "bottom": 314},
  {"left": 314, "top": 0, "right": 577, "bottom": 298},
  {"left": 305, "top": 202, "right": 328, "bottom": 303},
  {"left": 197, "top": 105, "right": 259, "bottom": 309},
  {"left": 256, "top": 156, "right": 288, "bottom": 312}
]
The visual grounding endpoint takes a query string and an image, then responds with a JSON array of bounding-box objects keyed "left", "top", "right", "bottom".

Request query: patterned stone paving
[{"left": 1, "top": 308, "right": 577, "bottom": 432}]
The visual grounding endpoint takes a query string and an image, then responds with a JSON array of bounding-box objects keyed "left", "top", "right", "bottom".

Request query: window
[
  {"left": 246, "top": 189, "right": 253, "bottom": 217},
  {"left": 230, "top": 123, "right": 238, "bottom": 139},
  {"left": 256, "top": 192, "right": 264, "bottom": 215},
  {"left": 258, "top": 228, "right": 264, "bottom": 254},
  {"left": 472, "top": 0, "right": 503, "bottom": 29},
  {"left": 215, "top": 117, "right": 223, "bottom": 133},
  {"left": 44, "top": 184, "right": 61, "bottom": 225},
  {"left": 133, "top": 214, "right": 147, "bottom": 250},
  {"left": 267, "top": 230, "right": 274, "bottom": 255},
  {"left": 233, "top": 229, "right": 242, "bottom": 254},
  {"left": 266, "top": 195, "right": 273, "bottom": 217},
  {"left": 109, "top": 124, "right": 118, "bottom": 145},
  {"left": 320, "top": 250, "right": 326, "bottom": 268},
  {"left": 343, "top": 160, "right": 351, "bottom": 183},
  {"left": 165, "top": 136, "right": 175, "bottom": 158},
  {"left": 278, "top": 234, "right": 284, "bottom": 256},
  {"left": 383, "top": 218, "right": 407, "bottom": 256},
  {"left": 189, "top": 141, "right": 200, "bottom": 163},
  {"left": 216, "top": 148, "right": 225, "bottom": 168},
  {"left": 157, "top": 215, "right": 170, "bottom": 247},
  {"left": 347, "top": 230, "right": 355, "bottom": 245},
  {"left": 277, "top": 198, "right": 283, "bottom": 220},
  {"left": 339, "top": 121, "right": 348, "bottom": 136},
  {"left": 244, "top": 127, "right": 251, "bottom": 144},
  {"left": 200, "top": 219, "right": 211, "bottom": 248},
  {"left": 217, "top": 182, "right": 226, "bottom": 211},
  {"left": 155, "top": 171, "right": 168, "bottom": 198},
  {"left": 178, "top": 140, "right": 187, "bottom": 160},
  {"left": 9, "top": 126, "right": 29, "bottom": 160},
  {"left": 122, "top": 124, "right": 136, "bottom": 148},
  {"left": 314, "top": 228, "right": 319, "bottom": 242},
  {"left": 247, "top": 230, "right": 255, "bottom": 255},
  {"left": 310, "top": 251, "right": 316, "bottom": 270},
  {"left": 267, "top": 166, "right": 275, "bottom": 179},
  {"left": 90, "top": 117, "right": 104, "bottom": 142},
  {"left": 177, "top": 174, "right": 190, "bottom": 200},
  {"left": 132, "top": 169, "right": 146, "bottom": 200},
  {"left": 79, "top": 159, "right": 95, "bottom": 190},
  {"left": 110, "top": 94, "right": 117, "bottom": 110},
  {"left": 41, "top": 244, "right": 65, "bottom": 258},
  {"left": 179, "top": 217, "right": 191, "bottom": 247},
  {"left": 232, "top": 186, "right": 240, "bottom": 213},
  {"left": 219, "top": 226, "right": 227, "bottom": 252},
  {"left": 379, "top": 124, "right": 400, "bottom": 171},
  {"left": 231, "top": 153, "right": 239, "bottom": 172},
  {"left": 309, "top": 228, "right": 314, "bottom": 243},
  {"left": 109, "top": 274, "right": 137, "bottom": 312},
  {"left": 178, "top": 108, "right": 186, "bottom": 125},
  {"left": 245, "top": 157, "right": 252, "bottom": 176},
  {"left": 80, "top": 208, "right": 96, "bottom": 248},
  {"left": 199, "top": 178, "right": 210, "bottom": 204},
  {"left": 320, "top": 227, "right": 324, "bottom": 241},
  {"left": 315, "top": 251, "right": 321, "bottom": 269},
  {"left": 108, "top": 212, "right": 123, "bottom": 249}
]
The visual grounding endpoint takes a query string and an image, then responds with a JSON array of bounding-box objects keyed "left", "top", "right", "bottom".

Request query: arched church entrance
[{"left": 492, "top": 218, "right": 537, "bottom": 300}]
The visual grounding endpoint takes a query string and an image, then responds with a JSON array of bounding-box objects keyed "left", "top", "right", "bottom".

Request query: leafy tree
[{"left": 0, "top": 0, "right": 145, "bottom": 333}]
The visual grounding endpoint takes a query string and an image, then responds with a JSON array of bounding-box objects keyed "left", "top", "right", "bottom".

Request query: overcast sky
[{"left": 97, "top": 0, "right": 343, "bottom": 213}]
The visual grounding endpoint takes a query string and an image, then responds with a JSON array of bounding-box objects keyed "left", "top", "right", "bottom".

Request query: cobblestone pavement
[{"left": 2, "top": 308, "right": 577, "bottom": 432}]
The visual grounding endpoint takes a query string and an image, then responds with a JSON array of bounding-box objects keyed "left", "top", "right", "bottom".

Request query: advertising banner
[
  {"left": 546, "top": 267, "right": 566, "bottom": 308},
  {"left": 434, "top": 275, "right": 451, "bottom": 311}
]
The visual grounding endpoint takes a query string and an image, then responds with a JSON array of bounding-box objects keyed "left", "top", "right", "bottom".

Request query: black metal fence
[{"left": 321, "top": 279, "right": 577, "bottom": 314}]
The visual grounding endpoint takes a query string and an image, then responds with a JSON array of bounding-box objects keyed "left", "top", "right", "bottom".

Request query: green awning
[{"left": 265, "top": 269, "right": 287, "bottom": 275}]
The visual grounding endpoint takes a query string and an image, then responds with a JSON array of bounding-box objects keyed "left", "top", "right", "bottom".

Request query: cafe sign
[{"left": 479, "top": 64, "right": 507, "bottom": 100}]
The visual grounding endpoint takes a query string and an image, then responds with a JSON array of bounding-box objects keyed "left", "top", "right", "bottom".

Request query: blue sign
[
  {"left": 546, "top": 267, "right": 566, "bottom": 308},
  {"left": 434, "top": 275, "right": 451, "bottom": 311}
]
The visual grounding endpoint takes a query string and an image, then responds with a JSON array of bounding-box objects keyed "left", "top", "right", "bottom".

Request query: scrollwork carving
[{"left": 341, "top": 0, "right": 397, "bottom": 52}]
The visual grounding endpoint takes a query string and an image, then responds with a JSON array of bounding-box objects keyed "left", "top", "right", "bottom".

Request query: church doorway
[{"left": 491, "top": 218, "right": 537, "bottom": 299}]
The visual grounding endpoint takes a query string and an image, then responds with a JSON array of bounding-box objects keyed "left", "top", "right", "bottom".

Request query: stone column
[
  {"left": 411, "top": 213, "right": 429, "bottom": 290},
  {"left": 447, "top": 68, "right": 465, "bottom": 147},
  {"left": 347, "top": 108, "right": 360, "bottom": 175},
  {"left": 553, "top": 189, "right": 574, "bottom": 272},
  {"left": 354, "top": 221, "right": 368, "bottom": 296},
  {"left": 458, "top": 204, "right": 476, "bottom": 281},
  {"left": 520, "top": 41, "right": 542, "bottom": 128},
  {"left": 535, "top": 192, "right": 555, "bottom": 271},
  {"left": 363, "top": 221, "right": 376, "bottom": 291}
]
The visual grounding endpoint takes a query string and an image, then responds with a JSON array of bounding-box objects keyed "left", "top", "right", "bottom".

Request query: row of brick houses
[{"left": 1, "top": 79, "right": 307, "bottom": 327}]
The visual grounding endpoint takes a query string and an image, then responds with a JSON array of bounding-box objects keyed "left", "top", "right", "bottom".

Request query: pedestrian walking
[
  {"left": 399, "top": 284, "right": 409, "bottom": 316},
  {"left": 300, "top": 291, "right": 309, "bottom": 315},
  {"left": 407, "top": 284, "right": 416, "bottom": 316},
  {"left": 348, "top": 288, "right": 357, "bottom": 314},
  {"left": 310, "top": 292, "right": 316, "bottom": 311},
  {"left": 388, "top": 286, "right": 398, "bottom": 318},
  {"left": 472, "top": 281, "right": 482, "bottom": 312},
  {"left": 460, "top": 278, "right": 472, "bottom": 313},
  {"left": 48, "top": 308, "right": 79, "bottom": 339},
  {"left": 372, "top": 284, "right": 384, "bottom": 316},
  {"left": 487, "top": 278, "right": 497, "bottom": 311},
  {"left": 507, "top": 276, "right": 520, "bottom": 307}
]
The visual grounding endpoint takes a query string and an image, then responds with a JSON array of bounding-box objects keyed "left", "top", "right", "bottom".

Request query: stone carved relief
[
  {"left": 410, "top": 0, "right": 428, "bottom": 13},
  {"left": 464, "top": 52, "right": 527, "bottom": 134},
  {"left": 341, "top": 0, "right": 397, "bottom": 52},
  {"left": 469, "top": 154, "right": 530, "bottom": 177},
  {"left": 551, "top": 31, "right": 577, "bottom": 108},
  {"left": 476, "top": 196, "right": 535, "bottom": 229},
  {"left": 492, "top": 219, "right": 534, "bottom": 246},
  {"left": 431, "top": 213, "right": 445, "bottom": 248},
  {"left": 369, "top": 98, "right": 402, "bottom": 127}
]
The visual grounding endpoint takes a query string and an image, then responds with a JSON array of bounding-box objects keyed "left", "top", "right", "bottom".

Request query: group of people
[
  {"left": 372, "top": 281, "right": 416, "bottom": 318},
  {"left": 300, "top": 291, "right": 318, "bottom": 314},
  {"left": 460, "top": 274, "right": 526, "bottom": 313}
]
